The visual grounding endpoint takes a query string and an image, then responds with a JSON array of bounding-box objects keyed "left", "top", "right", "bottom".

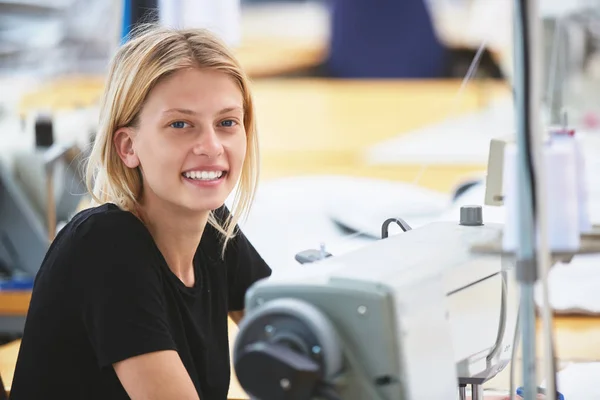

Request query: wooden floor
[{"left": 2, "top": 74, "right": 600, "bottom": 398}]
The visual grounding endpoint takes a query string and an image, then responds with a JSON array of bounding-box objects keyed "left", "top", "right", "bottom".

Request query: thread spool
[
  {"left": 549, "top": 127, "right": 592, "bottom": 233},
  {"left": 502, "top": 143, "right": 580, "bottom": 253},
  {"left": 544, "top": 141, "right": 580, "bottom": 251}
]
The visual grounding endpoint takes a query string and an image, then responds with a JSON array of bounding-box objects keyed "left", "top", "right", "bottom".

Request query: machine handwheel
[{"left": 233, "top": 298, "right": 343, "bottom": 400}]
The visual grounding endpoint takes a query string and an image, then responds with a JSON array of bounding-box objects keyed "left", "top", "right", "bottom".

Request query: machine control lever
[
  {"left": 381, "top": 217, "right": 412, "bottom": 239},
  {"left": 235, "top": 342, "right": 322, "bottom": 399}
]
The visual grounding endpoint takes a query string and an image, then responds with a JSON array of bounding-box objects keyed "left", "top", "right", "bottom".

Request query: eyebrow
[
  {"left": 218, "top": 106, "right": 244, "bottom": 115},
  {"left": 162, "top": 107, "right": 243, "bottom": 116}
]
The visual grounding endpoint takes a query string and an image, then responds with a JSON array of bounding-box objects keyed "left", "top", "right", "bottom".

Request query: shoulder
[
  {"left": 66, "top": 203, "right": 149, "bottom": 246},
  {"left": 69, "top": 203, "right": 146, "bottom": 235},
  {"left": 59, "top": 203, "right": 154, "bottom": 269},
  {"left": 62, "top": 204, "right": 161, "bottom": 287}
]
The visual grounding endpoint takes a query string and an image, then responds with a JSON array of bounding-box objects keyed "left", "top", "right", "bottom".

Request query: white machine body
[{"left": 238, "top": 219, "right": 518, "bottom": 399}]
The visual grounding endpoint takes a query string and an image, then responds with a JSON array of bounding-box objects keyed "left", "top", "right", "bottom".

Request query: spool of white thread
[
  {"left": 544, "top": 140, "right": 581, "bottom": 251},
  {"left": 502, "top": 143, "right": 580, "bottom": 253},
  {"left": 549, "top": 128, "right": 592, "bottom": 233}
]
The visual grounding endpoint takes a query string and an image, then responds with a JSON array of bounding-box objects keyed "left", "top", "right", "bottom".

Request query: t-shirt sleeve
[
  {"left": 225, "top": 227, "right": 272, "bottom": 311},
  {"left": 74, "top": 211, "right": 177, "bottom": 368},
  {"left": 210, "top": 206, "right": 272, "bottom": 311}
]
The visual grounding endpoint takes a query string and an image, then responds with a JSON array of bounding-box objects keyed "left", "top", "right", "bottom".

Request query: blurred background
[{"left": 2, "top": 0, "right": 600, "bottom": 397}]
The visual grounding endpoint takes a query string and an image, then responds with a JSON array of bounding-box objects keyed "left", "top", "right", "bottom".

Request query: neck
[{"left": 137, "top": 197, "right": 209, "bottom": 287}]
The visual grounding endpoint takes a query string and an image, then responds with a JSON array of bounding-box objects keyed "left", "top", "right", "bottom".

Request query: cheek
[
  {"left": 136, "top": 139, "right": 181, "bottom": 179},
  {"left": 229, "top": 134, "right": 248, "bottom": 167}
]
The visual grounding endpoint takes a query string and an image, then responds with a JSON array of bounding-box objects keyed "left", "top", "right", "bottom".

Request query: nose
[{"left": 192, "top": 128, "right": 223, "bottom": 158}]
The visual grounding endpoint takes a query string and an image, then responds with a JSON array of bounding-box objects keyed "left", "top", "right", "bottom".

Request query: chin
[
  {"left": 185, "top": 202, "right": 225, "bottom": 214},
  {"left": 182, "top": 195, "right": 228, "bottom": 214},
  {"left": 178, "top": 178, "right": 236, "bottom": 214}
]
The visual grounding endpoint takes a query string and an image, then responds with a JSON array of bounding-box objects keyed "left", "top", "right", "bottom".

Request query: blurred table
[
  {"left": 252, "top": 78, "right": 506, "bottom": 191},
  {"left": 0, "top": 339, "right": 18, "bottom": 394},
  {"left": 236, "top": 37, "right": 326, "bottom": 78},
  {"left": 0, "top": 292, "right": 30, "bottom": 315}
]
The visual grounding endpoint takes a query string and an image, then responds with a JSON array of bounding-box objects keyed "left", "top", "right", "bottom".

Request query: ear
[{"left": 114, "top": 127, "right": 140, "bottom": 169}]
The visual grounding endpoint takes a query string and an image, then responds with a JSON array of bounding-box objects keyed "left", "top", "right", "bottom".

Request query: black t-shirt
[{"left": 10, "top": 203, "right": 271, "bottom": 399}]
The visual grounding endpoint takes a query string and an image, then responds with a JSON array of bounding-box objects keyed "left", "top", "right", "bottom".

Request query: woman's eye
[
  {"left": 219, "top": 119, "right": 237, "bottom": 128},
  {"left": 170, "top": 121, "right": 189, "bottom": 129}
]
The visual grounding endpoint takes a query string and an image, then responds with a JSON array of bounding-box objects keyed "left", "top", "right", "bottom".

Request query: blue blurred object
[
  {"left": 0, "top": 275, "right": 34, "bottom": 291},
  {"left": 121, "top": 0, "right": 132, "bottom": 42},
  {"left": 121, "top": 0, "right": 159, "bottom": 42},
  {"left": 516, "top": 386, "right": 565, "bottom": 400},
  {"left": 326, "top": 0, "right": 449, "bottom": 78}
]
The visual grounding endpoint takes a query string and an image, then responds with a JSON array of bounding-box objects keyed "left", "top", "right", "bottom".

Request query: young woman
[{"left": 10, "top": 25, "right": 271, "bottom": 399}]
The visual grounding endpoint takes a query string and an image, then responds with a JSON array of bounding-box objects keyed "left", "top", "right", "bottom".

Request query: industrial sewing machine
[
  {"left": 0, "top": 115, "right": 86, "bottom": 277},
  {"left": 0, "top": 114, "right": 86, "bottom": 336},
  {"left": 233, "top": 205, "right": 519, "bottom": 400}
]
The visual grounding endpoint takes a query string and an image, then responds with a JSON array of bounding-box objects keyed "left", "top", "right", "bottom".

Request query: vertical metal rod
[
  {"left": 513, "top": 0, "right": 541, "bottom": 398},
  {"left": 470, "top": 384, "right": 483, "bottom": 400},
  {"left": 458, "top": 385, "right": 467, "bottom": 400}
]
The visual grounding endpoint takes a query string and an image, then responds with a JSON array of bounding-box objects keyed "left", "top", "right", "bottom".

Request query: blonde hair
[{"left": 85, "top": 24, "right": 259, "bottom": 256}]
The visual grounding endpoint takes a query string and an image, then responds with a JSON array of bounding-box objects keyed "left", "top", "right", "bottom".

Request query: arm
[
  {"left": 114, "top": 350, "right": 200, "bottom": 400},
  {"left": 228, "top": 310, "right": 245, "bottom": 326}
]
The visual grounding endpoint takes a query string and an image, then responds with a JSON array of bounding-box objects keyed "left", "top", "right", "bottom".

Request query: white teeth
[{"left": 183, "top": 170, "right": 223, "bottom": 181}]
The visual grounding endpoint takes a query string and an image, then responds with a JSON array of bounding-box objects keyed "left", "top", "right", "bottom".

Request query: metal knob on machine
[
  {"left": 233, "top": 298, "right": 343, "bottom": 400},
  {"left": 459, "top": 205, "right": 483, "bottom": 226},
  {"left": 34, "top": 113, "right": 54, "bottom": 148}
]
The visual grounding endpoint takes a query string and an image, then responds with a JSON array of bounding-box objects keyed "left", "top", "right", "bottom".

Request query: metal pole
[
  {"left": 458, "top": 385, "right": 466, "bottom": 400},
  {"left": 519, "top": 285, "right": 538, "bottom": 400},
  {"left": 471, "top": 384, "right": 483, "bottom": 400},
  {"left": 513, "top": 0, "right": 541, "bottom": 398}
]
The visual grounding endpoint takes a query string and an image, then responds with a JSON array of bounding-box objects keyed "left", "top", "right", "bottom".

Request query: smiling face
[{"left": 114, "top": 67, "right": 247, "bottom": 215}]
